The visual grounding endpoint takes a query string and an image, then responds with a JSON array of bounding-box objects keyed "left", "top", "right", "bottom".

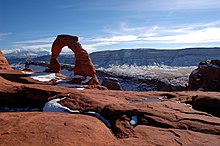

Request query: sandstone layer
[{"left": 0, "top": 50, "right": 220, "bottom": 146}]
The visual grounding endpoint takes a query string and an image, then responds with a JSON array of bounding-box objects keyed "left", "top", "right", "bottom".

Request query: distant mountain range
[
  {"left": 4, "top": 47, "right": 220, "bottom": 67},
  {"left": 2, "top": 49, "right": 50, "bottom": 57}
]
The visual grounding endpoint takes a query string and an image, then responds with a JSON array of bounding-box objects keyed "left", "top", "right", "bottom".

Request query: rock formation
[
  {"left": 0, "top": 50, "right": 12, "bottom": 70},
  {"left": 192, "top": 93, "right": 220, "bottom": 117},
  {"left": 49, "top": 35, "right": 99, "bottom": 85},
  {"left": 188, "top": 60, "right": 220, "bottom": 91},
  {"left": 0, "top": 51, "right": 220, "bottom": 145},
  {"left": 90, "top": 48, "right": 220, "bottom": 67},
  {"left": 101, "top": 77, "right": 122, "bottom": 90}
]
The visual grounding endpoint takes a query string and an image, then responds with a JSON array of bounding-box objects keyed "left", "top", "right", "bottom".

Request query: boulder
[
  {"left": 101, "top": 77, "right": 122, "bottom": 90},
  {"left": 49, "top": 35, "right": 99, "bottom": 85},
  {"left": 188, "top": 60, "right": 220, "bottom": 91}
]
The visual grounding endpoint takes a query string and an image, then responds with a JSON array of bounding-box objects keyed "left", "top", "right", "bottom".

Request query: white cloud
[
  {"left": 144, "top": 0, "right": 220, "bottom": 11},
  {"left": 60, "top": 0, "right": 220, "bottom": 12},
  {"left": 16, "top": 44, "right": 52, "bottom": 49},
  {"left": 82, "top": 42, "right": 119, "bottom": 53},
  {"left": 13, "top": 37, "right": 55, "bottom": 44},
  {"left": 0, "top": 32, "right": 12, "bottom": 40},
  {"left": 11, "top": 36, "right": 55, "bottom": 53},
  {"left": 10, "top": 20, "right": 220, "bottom": 53},
  {"left": 91, "top": 35, "right": 138, "bottom": 42},
  {"left": 144, "top": 27, "right": 220, "bottom": 44},
  {"left": 102, "top": 22, "right": 157, "bottom": 36},
  {"left": 81, "top": 21, "right": 220, "bottom": 51}
]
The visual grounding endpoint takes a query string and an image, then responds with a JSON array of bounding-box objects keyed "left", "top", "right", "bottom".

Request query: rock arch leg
[{"left": 49, "top": 35, "right": 99, "bottom": 85}]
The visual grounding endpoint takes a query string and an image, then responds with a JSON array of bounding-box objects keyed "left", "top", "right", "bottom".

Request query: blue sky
[{"left": 1, "top": 0, "right": 220, "bottom": 53}]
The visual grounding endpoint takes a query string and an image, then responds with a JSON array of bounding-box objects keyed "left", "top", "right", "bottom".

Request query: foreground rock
[
  {"left": 1, "top": 112, "right": 219, "bottom": 146},
  {"left": 192, "top": 93, "right": 220, "bottom": 117},
  {"left": 0, "top": 51, "right": 220, "bottom": 145},
  {"left": 188, "top": 60, "right": 220, "bottom": 91},
  {"left": 0, "top": 113, "right": 115, "bottom": 146},
  {"left": 1, "top": 72, "right": 220, "bottom": 145}
]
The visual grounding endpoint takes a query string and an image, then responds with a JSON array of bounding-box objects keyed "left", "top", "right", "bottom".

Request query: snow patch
[
  {"left": 81, "top": 76, "right": 92, "bottom": 84},
  {"left": 43, "top": 97, "right": 80, "bottom": 113},
  {"left": 76, "top": 88, "right": 85, "bottom": 90},
  {"left": 98, "top": 64, "right": 196, "bottom": 79},
  {"left": 23, "top": 71, "right": 88, "bottom": 89},
  {"left": 130, "top": 116, "right": 138, "bottom": 126},
  {"left": 43, "top": 98, "right": 111, "bottom": 127},
  {"left": 21, "top": 71, "right": 34, "bottom": 75},
  {"left": 31, "top": 72, "right": 59, "bottom": 82}
]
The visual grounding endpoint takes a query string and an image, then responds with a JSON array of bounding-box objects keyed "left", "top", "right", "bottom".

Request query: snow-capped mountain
[{"left": 2, "top": 49, "right": 51, "bottom": 57}]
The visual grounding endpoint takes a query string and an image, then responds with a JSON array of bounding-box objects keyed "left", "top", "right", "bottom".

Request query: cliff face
[
  {"left": 90, "top": 48, "right": 220, "bottom": 67},
  {"left": 6, "top": 48, "right": 220, "bottom": 67}
]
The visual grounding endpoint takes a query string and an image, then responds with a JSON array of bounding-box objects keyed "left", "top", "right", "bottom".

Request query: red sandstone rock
[
  {"left": 0, "top": 50, "right": 13, "bottom": 70},
  {"left": 192, "top": 93, "right": 220, "bottom": 117},
  {"left": 101, "top": 77, "right": 122, "bottom": 90},
  {"left": 0, "top": 52, "right": 220, "bottom": 145},
  {"left": 188, "top": 60, "right": 220, "bottom": 91},
  {"left": 49, "top": 35, "right": 99, "bottom": 85},
  {"left": 0, "top": 113, "right": 115, "bottom": 146}
]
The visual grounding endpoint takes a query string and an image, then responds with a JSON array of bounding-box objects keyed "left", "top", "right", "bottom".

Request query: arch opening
[{"left": 48, "top": 34, "right": 99, "bottom": 85}]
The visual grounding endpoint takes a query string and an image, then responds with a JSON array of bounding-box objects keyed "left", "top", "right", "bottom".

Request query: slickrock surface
[{"left": 0, "top": 50, "right": 220, "bottom": 146}]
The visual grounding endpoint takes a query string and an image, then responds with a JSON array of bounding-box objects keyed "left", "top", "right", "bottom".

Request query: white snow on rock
[
  {"left": 81, "top": 76, "right": 92, "bottom": 84},
  {"left": 22, "top": 71, "right": 87, "bottom": 89},
  {"left": 21, "top": 71, "right": 34, "bottom": 75},
  {"left": 76, "top": 88, "right": 85, "bottom": 90},
  {"left": 43, "top": 99, "right": 111, "bottom": 127},
  {"left": 130, "top": 116, "right": 138, "bottom": 126},
  {"left": 43, "top": 97, "right": 80, "bottom": 113},
  {"left": 55, "top": 82, "right": 87, "bottom": 89},
  {"left": 31, "top": 72, "right": 60, "bottom": 82}
]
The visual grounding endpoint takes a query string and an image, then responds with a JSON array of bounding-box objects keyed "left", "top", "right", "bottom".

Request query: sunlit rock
[{"left": 49, "top": 34, "right": 99, "bottom": 85}]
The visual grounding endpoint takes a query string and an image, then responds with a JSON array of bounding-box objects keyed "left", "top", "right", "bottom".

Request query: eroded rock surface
[
  {"left": 101, "top": 77, "right": 122, "bottom": 90},
  {"left": 192, "top": 93, "right": 220, "bottom": 117},
  {"left": 0, "top": 50, "right": 220, "bottom": 146},
  {"left": 0, "top": 50, "right": 13, "bottom": 70},
  {"left": 49, "top": 35, "right": 99, "bottom": 85}
]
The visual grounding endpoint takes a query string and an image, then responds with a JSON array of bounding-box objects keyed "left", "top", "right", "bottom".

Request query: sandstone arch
[{"left": 49, "top": 35, "right": 99, "bottom": 85}]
